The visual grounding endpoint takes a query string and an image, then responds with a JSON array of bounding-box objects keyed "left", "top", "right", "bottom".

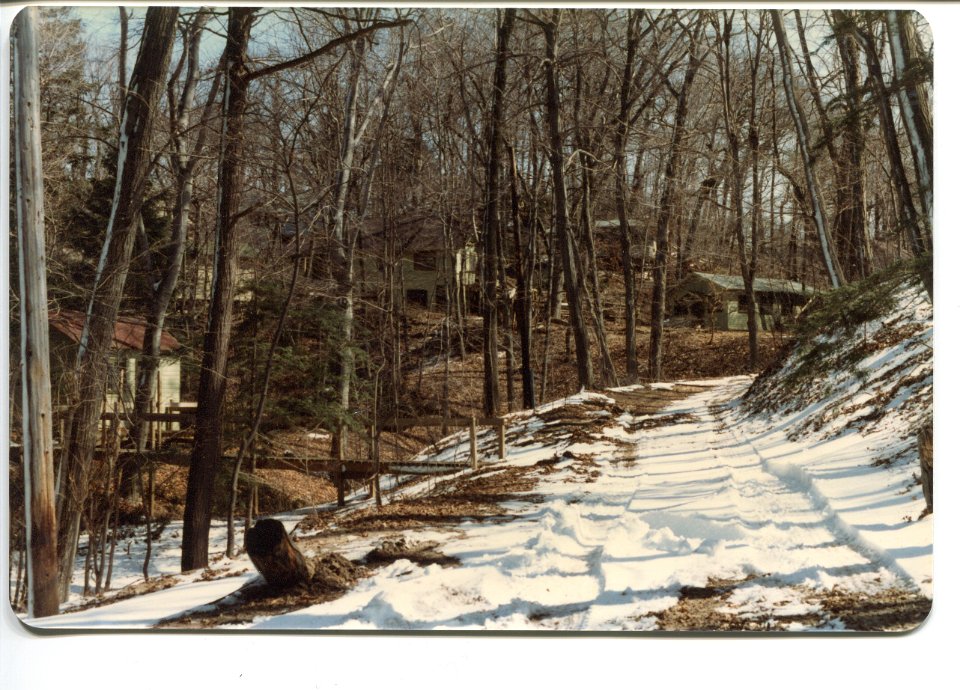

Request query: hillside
[{"left": 28, "top": 265, "right": 933, "bottom": 632}]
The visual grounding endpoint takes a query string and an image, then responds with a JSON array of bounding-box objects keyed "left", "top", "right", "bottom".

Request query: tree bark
[
  {"left": 539, "top": 10, "right": 593, "bottom": 390},
  {"left": 481, "top": 9, "right": 515, "bottom": 417},
  {"left": 771, "top": 9, "right": 843, "bottom": 289},
  {"left": 14, "top": 6, "right": 60, "bottom": 619},
  {"left": 245, "top": 519, "right": 313, "bottom": 588},
  {"left": 649, "top": 25, "right": 700, "bottom": 382},
  {"left": 181, "top": 7, "right": 256, "bottom": 572}
]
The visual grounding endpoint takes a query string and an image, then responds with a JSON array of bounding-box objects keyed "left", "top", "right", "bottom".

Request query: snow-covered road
[
  {"left": 247, "top": 378, "right": 931, "bottom": 631},
  {"left": 28, "top": 376, "right": 931, "bottom": 632}
]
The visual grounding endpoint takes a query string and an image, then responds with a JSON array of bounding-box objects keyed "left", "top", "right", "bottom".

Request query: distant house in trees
[
  {"left": 593, "top": 218, "right": 657, "bottom": 274},
  {"left": 356, "top": 213, "right": 478, "bottom": 310},
  {"left": 48, "top": 310, "right": 183, "bottom": 413},
  {"left": 668, "top": 272, "right": 815, "bottom": 331}
]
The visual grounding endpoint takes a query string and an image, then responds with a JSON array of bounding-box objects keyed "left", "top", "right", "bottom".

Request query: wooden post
[
  {"left": 336, "top": 428, "right": 346, "bottom": 506},
  {"left": 373, "top": 424, "right": 382, "bottom": 507},
  {"left": 336, "top": 465, "right": 346, "bottom": 507},
  {"left": 470, "top": 416, "right": 478, "bottom": 470},
  {"left": 498, "top": 419, "right": 506, "bottom": 461},
  {"left": 14, "top": 6, "right": 60, "bottom": 618},
  {"left": 147, "top": 399, "right": 154, "bottom": 450}
]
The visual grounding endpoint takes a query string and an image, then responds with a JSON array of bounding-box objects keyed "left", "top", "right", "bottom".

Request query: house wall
[
  {"left": 357, "top": 247, "right": 478, "bottom": 309},
  {"left": 721, "top": 297, "right": 784, "bottom": 331},
  {"left": 400, "top": 255, "right": 442, "bottom": 306},
  {"left": 104, "top": 355, "right": 181, "bottom": 413}
]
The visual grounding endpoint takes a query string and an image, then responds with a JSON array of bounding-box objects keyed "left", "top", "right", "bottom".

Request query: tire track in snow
[{"left": 710, "top": 398, "right": 920, "bottom": 590}]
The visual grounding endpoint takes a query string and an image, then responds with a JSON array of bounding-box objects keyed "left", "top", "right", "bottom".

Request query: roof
[
  {"left": 593, "top": 218, "right": 641, "bottom": 230},
  {"left": 681, "top": 272, "right": 816, "bottom": 296},
  {"left": 359, "top": 213, "right": 476, "bottom": 255},
  {"left": 49, "top": 310, "right": 181, "bottom": 353}
]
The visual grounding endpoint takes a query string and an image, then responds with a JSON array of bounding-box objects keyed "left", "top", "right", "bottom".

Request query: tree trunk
[
  {"left": 57, "top": 6, "right": 179, "bottom": 600},
  {"left": 853, "top": 17, "right": 930, "bottom": 292},
  {"left": 885, "top": 10, "right": 933, "bottom": 296},
  {"left": 541, "top": 11, "right": 593, "bottom": 390},
  {"left": 649, "top": 29, "right": 700, "bottom": 382},
  {"left": 833, "top": 12, "right": 872, "bottom": 282},
  {"left": 181, "top": 7, "right": 256, "bottom": 572},
  {"left": 481, "top": 9, "right": 515, "bottom": 416},
  {"left": 13, "top": 6, "right": 60, "bottom": 619},
  {"left": 886, "top": 10, "right": 932, "bottom": 230},
  {"left": 508, "top": 144, "right": 536, "bottom": 409},
  {"left": 134, "top": 11, "right": 218, "bottom": 454},
  {"left": 245, "top": 519, "right": 313, "bottom": 588},
  {"left": 771, "top": 9, "right": 843, "bottom": 289},
  {"left": 614, "top": 10, "right": 642, "bottom": 382}
]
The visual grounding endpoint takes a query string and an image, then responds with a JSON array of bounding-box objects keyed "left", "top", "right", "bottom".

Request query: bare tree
[
  {"left": 770, "top": 9, "right": 843, "bottom": 289},
  {"left": 530, "top": 9, "right": 594, "bottom": 390},
  {"left": 57, "top": 6, "right": 179, "bottom": 601},
  {"left": 133, "top": 11, "right": 221, "bottom": 453},
  {"left": 850, "top": 14, "right": 930, "bottom": 294},
  {"left": 649, "top": 17, "right": 702, "bottom": 382},
  {"left": 885, "top": 11, "right": 933, "bottom": 255},
  {"left": 480, "top": 9, "right": 516, "bottom": 416},
  {"left": 182, "top": 9, "right": 409, "bottom": 570}
]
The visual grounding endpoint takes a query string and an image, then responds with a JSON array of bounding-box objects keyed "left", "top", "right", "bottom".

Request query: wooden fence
[{"left": 47, "top": 408, "right": 508, "bottom": 510}]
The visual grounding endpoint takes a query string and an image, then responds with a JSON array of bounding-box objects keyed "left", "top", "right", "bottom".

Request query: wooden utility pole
[{"left": 14, "top": 6, "right": 60, "bottom": 618}]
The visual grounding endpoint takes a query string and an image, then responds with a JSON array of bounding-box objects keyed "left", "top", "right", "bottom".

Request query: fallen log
[{"left": 244, "top": 519, "right": 313, "bottom": 588}]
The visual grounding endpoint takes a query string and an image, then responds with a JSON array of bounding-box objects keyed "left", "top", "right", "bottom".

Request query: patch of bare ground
[
  {"left": 59, "top": 574, "right": 184, "bottom": 615},
  {"left": 299, "top": 464, "right": 542, "bottom": 538},
  {"left": 363, "top": 537, "right": 460, "bottom": 567},
  {"left": 156, "top": 554, "right": 366, "bottom": 629},
  {"left": 607, "top": 385, "right": 696, "bottom": 416},
  {"left": 654, "top": 576, "right": 931, "bottom": 632},
  {"left": 406, "top": 312, "right": 786, "bottom": 424},
  {"left": 814, "top": 586, "right": 931, "bottom": 632}
]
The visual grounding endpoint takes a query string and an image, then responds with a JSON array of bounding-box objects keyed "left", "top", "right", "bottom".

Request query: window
[
  {"left": 413, "top": 251, "right": 437, "bottom": 271},
  {"left": 406, "top": 289, "right": 429, "bottom": 307}
]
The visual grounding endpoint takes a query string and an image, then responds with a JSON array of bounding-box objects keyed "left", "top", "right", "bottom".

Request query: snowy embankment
[{"left": 29, "top": 273, "right": 932, "bottom": 631}]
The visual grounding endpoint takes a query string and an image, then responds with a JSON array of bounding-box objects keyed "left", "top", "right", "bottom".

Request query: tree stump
[
  {"left": 918, "top": 422, "right": 933, "bottom": 514},
  {"left": 244, "top": 519, "right": 313, "bottom": 588}
]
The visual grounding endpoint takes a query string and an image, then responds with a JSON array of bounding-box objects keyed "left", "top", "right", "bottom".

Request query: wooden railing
[{"left": 384, "top": 416, "right": 506, "bottom": 469}]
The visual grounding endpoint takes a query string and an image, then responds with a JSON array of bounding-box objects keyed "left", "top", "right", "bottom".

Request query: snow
[
  {"left": 31, "top": 375, "right": 931, "bottom": 632},
  {"left": 18, "top": 277, "right": 935, "bottom": 635}
]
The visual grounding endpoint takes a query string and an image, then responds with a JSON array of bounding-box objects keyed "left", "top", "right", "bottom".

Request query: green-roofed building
[{"left": 669, "top": 271, "right": 817, "bottom": 331}]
